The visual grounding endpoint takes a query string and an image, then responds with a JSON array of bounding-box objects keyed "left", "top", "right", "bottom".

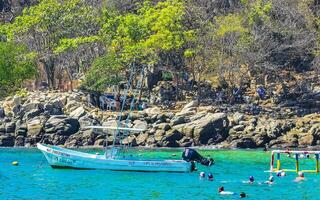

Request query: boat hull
[{"left": 37, "top": 143, "right": 192, "bottom": 172}]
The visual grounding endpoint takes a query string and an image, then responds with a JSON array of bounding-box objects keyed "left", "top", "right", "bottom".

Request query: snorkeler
[
  {"left": 208, "top": 173, "right": 214, "bottom": 181},
  {"left": 199, "top": 172, "right": 205, "bottom": 179},
  {"left": 218, "top": 187, "right": 234, "bottom": 195},
  {"left": 265, "top": 176, "right": 274, "bottom": 184},
  {"left": 294, "top": 171, "right": 305, "bottom": 182}
]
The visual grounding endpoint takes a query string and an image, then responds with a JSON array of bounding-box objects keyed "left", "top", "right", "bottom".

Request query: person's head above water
[
  {"left": 199, "top": 172, "right": 205, "bottom": 178},
  {"left": 298, "top": 171, "right": 304, "bottom": 177},
  {"left": 218, "top": 187, "right": 224, "bottom": 193},
  {"left": 249, "top": 176, "right": 254, "bottom": 182},
  {"left": 240, "top": 192, "right": 246, "bottom": 198},
  {"left": 269, "top": 176, "right": 274, "bottom": 182},
  {"left": 208, "top": 173, "right": 213, "bottom": 180}
]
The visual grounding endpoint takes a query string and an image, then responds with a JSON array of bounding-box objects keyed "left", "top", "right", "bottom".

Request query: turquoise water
[{"left": 0, "top": 148, "right": 319, "bottom": 200}]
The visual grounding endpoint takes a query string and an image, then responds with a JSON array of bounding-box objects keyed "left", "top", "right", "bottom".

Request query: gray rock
[
  {"left": 15, "top": 122, "right": 27, "bottom": 137},
  {"left": 14, "top": 136, "right": 25, "bottom": 146},
  {"left": 233, "top": 112, "right": 244, "bottom": 124},
  {"left": 79, "top": 115, "right": 100, "bottom": 128},
  {"left": 154, "top": 130, "right": 165, "bottom": 141},
  {"left": 45, "top": 115, "right": 80, "bottom": 136},
  {"left": 24, "top": 108, "right": 43, "bottom": 121},
  {"left": 136, "top": 133, "right": 149, "bottom": 145},
  {"left": 171, "top": 116, "right": 187, "bottom": 126},
  {"left": 122, "top": 136, "right": 137, "bottom": 146},
  {"left": 5, "top": 122, "right": 16, "bottom": 133},
  {"left": 0, "top": 135, "right": 14, "bottom": 147},
  {"left": 156, "top": 123, "right": 171, "bottom": 131},
  {"left": 186, "top": 113, "right": 229, "bottom": 145},
  {"left": 94, "top": 139, "right": 105, "bottom": 146},
  {"left": 27, "top": 117, "right": 44, "bottom": 136},
  {"left": 69, "top": 106, "right": 86, "bottom": 119},
  {"left": 133, "top": 120, "right": 148, "bottom": 131},
  {"left": 232, "top": 125, "right": 245, "bottom": 132},
  {"left": 230, "top": 138, "right": 257, "bottom": 148},
  {"left": 164, "top": 129, "right": 183, "bottom": 142},
  {"left": 182, "top": 100, "right": 198, "bottom": 111}
]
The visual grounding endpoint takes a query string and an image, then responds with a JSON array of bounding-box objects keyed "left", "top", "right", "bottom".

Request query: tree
[
  {"left": 2, "top": 0, "right": 102, "bottom": 88},
  {"left": 0, "top": 42, "right": 37, "bottom": 96},
  {"left": 86, "top": 0, "right": 193, "bottom": 91}
]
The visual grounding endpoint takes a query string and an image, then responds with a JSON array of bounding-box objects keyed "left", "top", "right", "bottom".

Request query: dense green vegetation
[
  {"left": 0, "top": 0, "right": 319, "bottom": 95},
  {"left": 0, "top": 42, "right": 37, "bottom": 96}
]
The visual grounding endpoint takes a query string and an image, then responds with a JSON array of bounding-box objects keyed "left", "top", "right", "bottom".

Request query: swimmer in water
[
  {"left": 208, "top": 173, "right": 214, "bottom": 181},
  {"left": 265, "top": 176, "right": 274, "bottom": 184},
  {"left": 294, "top": 171, "right": 305, "bottom": 182},
  {"left": 242, "top": 175, "right": 254, "bottom": 184},
  {"left": 218, "top": 186, "right": 234, "bottom": 195},
  {"left": 240, "top": 192, "right": 246, "bottom": 198},
  {"left": 199, "top": 172, "right": 205, "bottom": 179},
  {"left": 249, "top": 176, "right": 254, "bottom": 183},
  {"left": 276, "top": 170, "right": 286, "bottom": 177}
]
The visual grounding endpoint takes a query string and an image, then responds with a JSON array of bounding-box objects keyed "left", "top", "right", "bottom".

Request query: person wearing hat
[
  {"left": 208, "top": 173, "right": 214, "bottom": 181},
  {"left": 249, "top": 176, "right": 254, "bottom": 184},
  {"left": 265, "top": 176, "right": 274, "bottom": 184},
  {"left": 294, "top": 171, "right": 305, "bottom": 182},
  {"left": 218, "top": 186, "right": 234, "bottom": 195},
  {"left": 199, "top": 172, "right": 205, "bottom": 179}
]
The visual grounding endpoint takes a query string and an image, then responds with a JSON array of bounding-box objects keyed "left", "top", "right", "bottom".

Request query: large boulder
[
  {"left": 136, "top": 133, "right": 149, "bottom": 145},
  {"left": 27, "top": 117, "right": 45, "bottom": 136},
  {"left": 69, "top": 106, "right": 87, "bottom": 119},
  {"left": 43, "top": 102, "right": 63, "bottom": 115},
  {"left": 183, "top": 113, "right": 229, "bottom": 145},
  {"left": 133, "top": 120, "right": 148, "bottom": 131},
  {"left": 164, "top": 129, "right": 183, "bottom": 142},
  {"left": 78, "top": 115, "right": 101, "bottom": 128},
  {"left": 171, "top": 116, "right": 187, "bottom": 126},
  {"left": 24, "top": 108, "right": 43, "bottom": 121},
  {"left": 45, "top": 115, "right": 80, "bottom": 136},
  {"left": 21, "top": 102, "right": 43, "bottom": 114}
]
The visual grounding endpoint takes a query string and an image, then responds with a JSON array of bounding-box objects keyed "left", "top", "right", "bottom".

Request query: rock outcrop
[{"left": 0, "top": 91, "right": 319, "bottom": 149}]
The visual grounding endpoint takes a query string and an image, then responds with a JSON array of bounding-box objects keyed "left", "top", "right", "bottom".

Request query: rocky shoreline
[{"left": 0, "top": 91, "right": 319, "bottom": 149}]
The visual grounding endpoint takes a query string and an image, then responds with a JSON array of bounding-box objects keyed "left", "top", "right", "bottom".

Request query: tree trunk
[{"left": 41, "top": 57, "right": 55, "bottom": 89}]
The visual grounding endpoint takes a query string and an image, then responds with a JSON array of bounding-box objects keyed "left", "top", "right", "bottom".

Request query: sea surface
[{"left": 0, "top": 148, "right": 319, "bottom": 200}]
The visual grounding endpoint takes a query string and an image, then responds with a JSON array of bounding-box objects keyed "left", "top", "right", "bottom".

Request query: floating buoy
[{"left": 12, "top": 161, "right": 19, "bottom": 166}]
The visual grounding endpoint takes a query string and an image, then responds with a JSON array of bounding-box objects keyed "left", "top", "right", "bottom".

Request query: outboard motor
[{"left": 182, "top": 148, "right": 214, "bottom": 167}]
